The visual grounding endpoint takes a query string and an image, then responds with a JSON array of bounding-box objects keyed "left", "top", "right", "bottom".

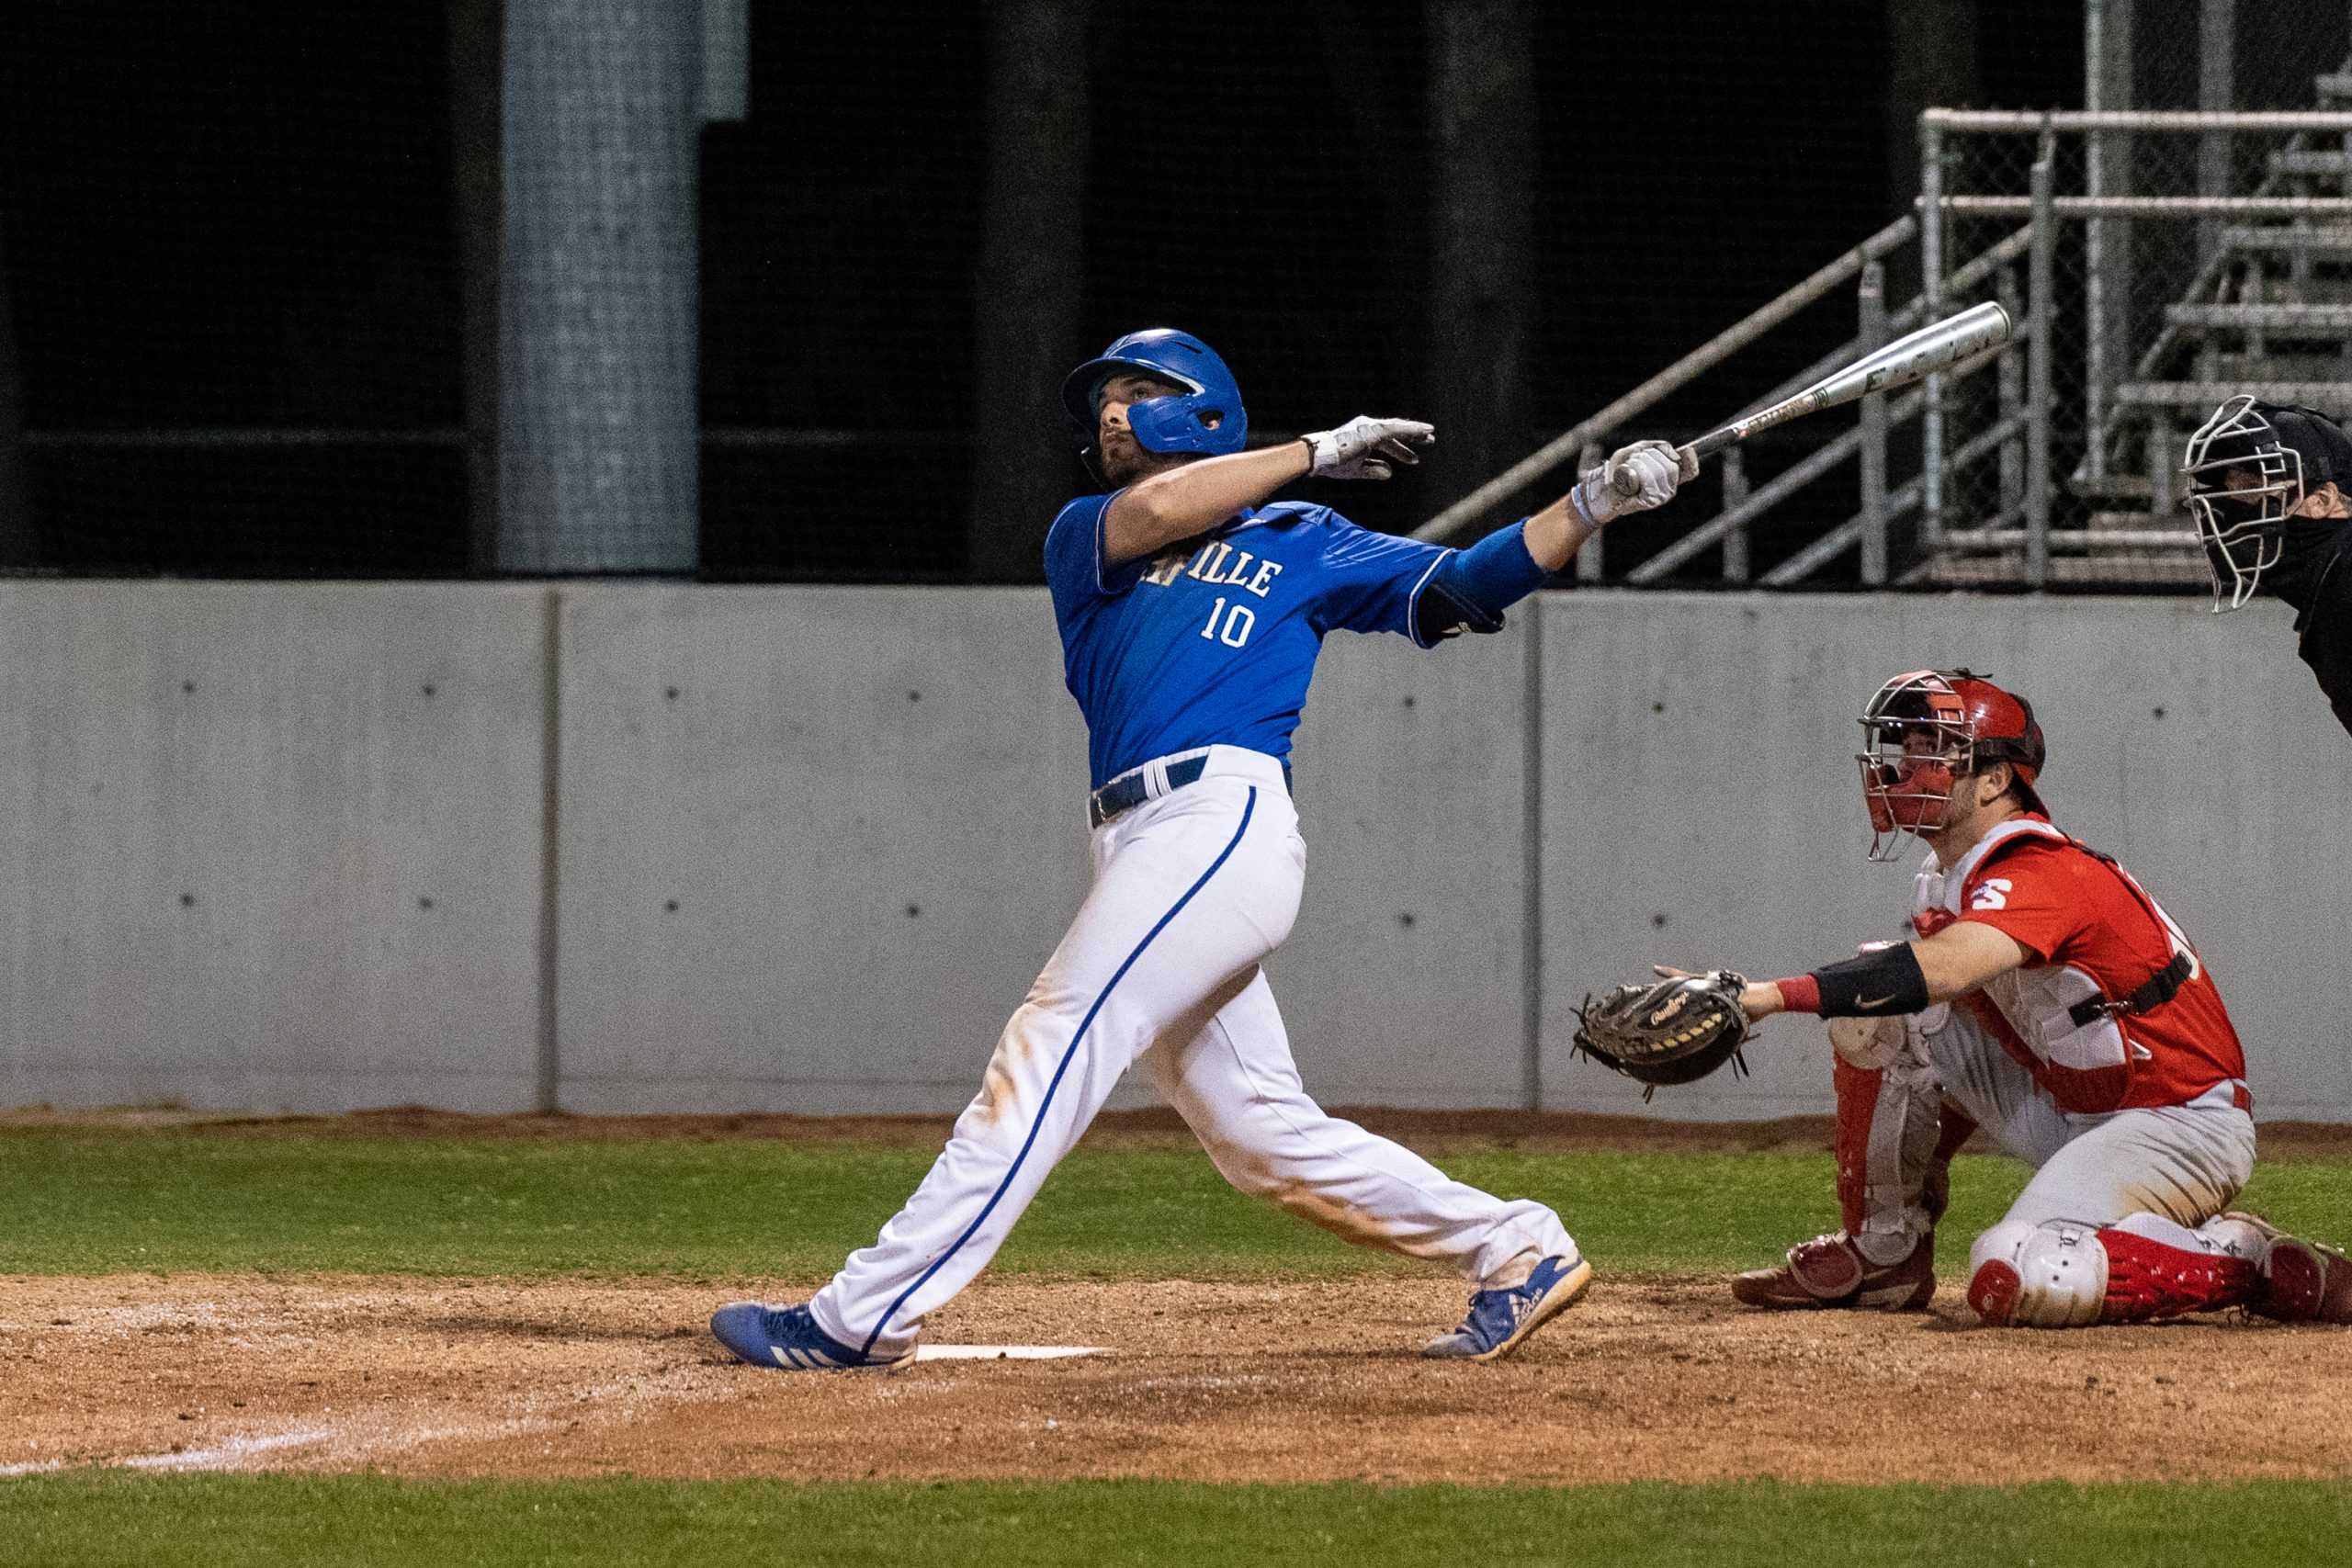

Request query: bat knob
[{"left": 1608, "top": 463, "right": 1642, "bottom": 500}]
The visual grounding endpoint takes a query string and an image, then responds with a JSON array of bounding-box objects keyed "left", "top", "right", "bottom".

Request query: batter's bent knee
[
  {"left": 1207, "top": 1143, "right": 1286, "bottom": 1200},
  {"left": 1966, "top": 1220, "right": 2107, "bottom": 1328},
  {"left": 1173, "top": 1105, "right": 1292, "bottom": 1199}
]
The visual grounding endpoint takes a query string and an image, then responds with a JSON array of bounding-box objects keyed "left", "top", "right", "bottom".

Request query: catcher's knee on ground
[
  {"left": 1966, "top": 1214, "right": 2257, "bottom": 1327},
  {"left": 1966, "top": 1221, "right": 2106, "bottom": 1327}
]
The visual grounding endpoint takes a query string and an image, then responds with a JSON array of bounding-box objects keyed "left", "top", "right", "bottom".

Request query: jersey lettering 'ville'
[{"left": 1046, "top": 494, "right": 1453, "bottom": 788}]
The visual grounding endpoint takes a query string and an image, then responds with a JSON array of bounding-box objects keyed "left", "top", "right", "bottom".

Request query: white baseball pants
[
  {"left": 808, "top": 746, "right": 1573, "bottom": 1360},
  {"left": 1919, "top": 1006, "right": 2256, "bottom": 1231}
]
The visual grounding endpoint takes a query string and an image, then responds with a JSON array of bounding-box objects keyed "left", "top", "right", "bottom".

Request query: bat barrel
[
  {"left": 1604, "top": 302, "right": 2011, "bottom": 498},
  {"left": 1815, "top": 300, "right": 2010, "bottom": 403}
]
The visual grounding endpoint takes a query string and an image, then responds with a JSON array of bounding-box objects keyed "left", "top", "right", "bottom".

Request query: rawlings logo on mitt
[{"left": 1573, "top": 970, "right": 1753, "bottom": 1097}]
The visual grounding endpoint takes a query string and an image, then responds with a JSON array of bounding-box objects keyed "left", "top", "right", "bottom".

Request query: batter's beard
[
  {"left": 1099, "top": 438, "right": 1194, "bottom": 489},
  {"left": 1099, "top": 442, "right": 1148, "bottom": 486}
]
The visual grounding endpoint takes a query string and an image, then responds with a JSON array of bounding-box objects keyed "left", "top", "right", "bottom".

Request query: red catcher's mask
[{"left": 1856, "top": 669, "right": 2048, "bottom": 861}]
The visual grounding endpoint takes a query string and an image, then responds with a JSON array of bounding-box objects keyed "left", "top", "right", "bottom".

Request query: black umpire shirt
[{"left": 2290, "top": 528, "right": 2352, "bottom": 739}]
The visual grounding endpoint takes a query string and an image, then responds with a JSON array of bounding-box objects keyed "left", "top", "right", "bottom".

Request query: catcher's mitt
[{"left": 1573, "top": 970, "right": 1753, "bottom": 1098}]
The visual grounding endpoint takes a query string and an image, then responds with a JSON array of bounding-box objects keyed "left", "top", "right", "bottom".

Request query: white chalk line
[
  {"left": 0, "top": 1365, "right": 718, "bottom": 1477},
  {"left": 0, "top": 1427, "right": 334, "bottom": 1477},
  {"left": 119, "top": 1427, "right": 338, "bottom": 1472},
  {"left": 331, "top": 1365, "right": 724, "bottom": 1465},
  {"left": 0, "top": 1334, "right": 1105, "bottom": 1475},
  {"left": 911, "top": 1345, "right": 1108, "bottom": 1362}
]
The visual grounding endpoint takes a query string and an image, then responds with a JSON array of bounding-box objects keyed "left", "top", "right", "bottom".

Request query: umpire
[{"left": 2182, "top": 394, "right": 2352, "bottom": 737}]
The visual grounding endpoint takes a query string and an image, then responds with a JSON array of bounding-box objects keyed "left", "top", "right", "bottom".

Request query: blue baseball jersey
[{"left": 1045, "top": 492, "right": 1453, "bottom": 787}]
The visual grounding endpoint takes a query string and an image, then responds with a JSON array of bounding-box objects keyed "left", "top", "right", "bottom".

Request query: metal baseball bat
[{"left": 1609, "top": 301, "right": 2012, "bottom": 497}]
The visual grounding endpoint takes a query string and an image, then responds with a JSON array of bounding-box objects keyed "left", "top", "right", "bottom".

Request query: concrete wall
[
  {"left": 1276, "top": 617, "right": 1532, "bottom": 1109},
  {"left": 0, "top": 582, "right": 550, "bottom": 1112},
  {"left": 4, "top": 582, "right": 2345, "bottom": 1120},
  {"left": 552, "top": 585, "right": 1092, "bottom": 1113},
  {"left": 547, "top": 585, "right": 1530, "bottom": 1113},
  {"left": 1539, "top": 592, "right": 2352, "bottom": 1121}
]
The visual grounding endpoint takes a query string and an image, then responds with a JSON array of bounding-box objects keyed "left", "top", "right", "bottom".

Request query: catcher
[{"left": 1578, "top": 667, "right": 2351, "bottom": 1327}]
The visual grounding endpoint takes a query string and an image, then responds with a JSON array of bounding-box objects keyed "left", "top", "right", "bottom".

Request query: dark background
[{"left": 0, "top": 2, "right": 2082, "bottom": 581}]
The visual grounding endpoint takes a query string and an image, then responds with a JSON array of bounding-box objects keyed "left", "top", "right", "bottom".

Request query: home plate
[{"left": 912, "top": 1345, "right": 1108, "bottom": 1362}]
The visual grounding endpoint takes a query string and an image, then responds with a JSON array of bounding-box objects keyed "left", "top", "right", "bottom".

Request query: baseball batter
[
  {"left": 711, "top": 328, "right": 1693, "bottom": 1368},
  {"left": 2181, "top": 394, "right": 2352, "bottom": 737},
  {"left": 1686, "top": 669, "right": 2349, "bottom": 1327}
]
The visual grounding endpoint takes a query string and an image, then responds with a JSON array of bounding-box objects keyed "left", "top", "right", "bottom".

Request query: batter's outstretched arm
[
  {"left": 1519, "top": 491, "right": 1596, "bottom": 573},
  {"left": 1102, "top": 443, "right": 1313, "bottom": 568},
  {"left": 1521, "top": 440, "right": 1698, "bottom": 570},
  {"left": 1104, "top": 415, "right": 1439, "bottom": 568},
  {"left": 1409, "top": 439, "right": 1707, "bottom": 641}
]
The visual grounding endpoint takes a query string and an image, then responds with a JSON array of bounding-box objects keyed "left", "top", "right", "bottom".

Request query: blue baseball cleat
[
  {"left": 709, "top": 1302, "right": 906, "bottom": 1371},
  {"left": 1421, "top": 1253, "right": 1593, "bottom": 1362}
]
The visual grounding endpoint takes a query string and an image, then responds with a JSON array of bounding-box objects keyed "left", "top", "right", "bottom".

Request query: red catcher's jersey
[{"left": 1909, "top": 817, "right": 2247, "bottom": 1114}]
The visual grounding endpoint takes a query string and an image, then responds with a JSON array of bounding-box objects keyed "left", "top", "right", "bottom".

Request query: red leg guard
[
  {"left": 2097, "top": 1228, "right": 2258, "bottom": 1322},
  {"left": 1923, "top": 1102, "right": 1976, "bottom": 1227},
  {"left": 1933, "top": 1103, "right": 1977, "bottom": 1162},
  {"left": 1968, "top": 1259, "right": 2022, "bottom": 1325},
  {"left": 1831, "top": 1057, "right": 1879, "bottom": 1237}
]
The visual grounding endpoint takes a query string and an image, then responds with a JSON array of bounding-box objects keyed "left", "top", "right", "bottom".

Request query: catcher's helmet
[
  {"left": 1061, "top": 328, "right": 1248, "bottom": 481},
  {"left": 2181, "top": 395, "right": 2352, "bottom": 611},
  {"left": 1857, "top": 668, "right": 2046, "bottom": 860}
]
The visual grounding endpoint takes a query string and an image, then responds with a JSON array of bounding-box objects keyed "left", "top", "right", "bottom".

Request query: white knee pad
[
  {"left": 1826, "top": 1015, "right": 1905, "bottom": 1070},
  {"left": 1826, "top": 1004, "right": 1949, "bottom": 1070},
  {"left": 1905, "top": 1001, "right": 1953, "bottom": 1051},
  {"left": 1968, "top": 1220, "right": 2108, "bottom": 1327}
]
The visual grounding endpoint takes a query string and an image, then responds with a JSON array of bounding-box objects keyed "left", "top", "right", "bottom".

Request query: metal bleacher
[
  {"left": 2066, "top": 71, "right": 2352, "bottom": 584},
  {"left": 1418, "top": 45, "right": 2352, "bottom": 592}
]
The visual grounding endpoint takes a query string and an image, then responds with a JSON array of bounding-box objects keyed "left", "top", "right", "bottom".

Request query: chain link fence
[
  {"left": 1417, "top": 0, "right": 2352, "bottom": 595},
  {"left": 0, "top": 7, "right": 469, "bottom": 576},
  {"left": 27, "top": 3, "right": 2335, "bottom": 589},
  {"left": 0, "top": 4, "right": 1916, "bottom": 582},
  {"left": 1914, "top": 0, "right": 2352, "bottom": 589},
  {"left": 1920, "top": 125, "right": 2062, "bottom": 585},
  {"left": 1925, "top": 102, "right": 2352, "bottom": 589}
]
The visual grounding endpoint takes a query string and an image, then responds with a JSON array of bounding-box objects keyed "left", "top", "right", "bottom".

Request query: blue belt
[
  {"left": 1089, "top": 755, "right": 1209, "bottom": 829},
  {"left": 1088, "top": 756, "right": 1293, "bottom": 828}
]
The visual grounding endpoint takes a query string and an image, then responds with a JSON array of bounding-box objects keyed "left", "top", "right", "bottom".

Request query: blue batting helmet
[{"left": 1061, "top": 329, "right": 1248, "bottom": 477}]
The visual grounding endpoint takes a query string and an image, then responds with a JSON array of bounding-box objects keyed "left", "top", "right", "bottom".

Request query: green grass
[
  {"left": 4, "top": 1126, "right": 2347, "bottom": 1280},
  {"left": 4, "top": 1474, "right": 2348, "bottom": 1568},
  {"left": 8, "top": 1131, "right": 2351, "bottom": 1565}
]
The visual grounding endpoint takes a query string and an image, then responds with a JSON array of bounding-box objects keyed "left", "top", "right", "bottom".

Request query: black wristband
[{"left": 1810, "top": 943, "right": 1929, "bottom": 1018}]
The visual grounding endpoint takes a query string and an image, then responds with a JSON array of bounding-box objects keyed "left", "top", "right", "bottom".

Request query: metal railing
[
  {"left": 1413, "top": 211, "right": 2033, "bottom": 587},
  {"left": 1430, "top": 101, "right": 2352, "bottom": 591},
  {"left": 1925, "top": 107, "right": 2352, "bottom": 588},
  {"left": 1410, "top": 213, "right": 1917, "bottom": 550}
]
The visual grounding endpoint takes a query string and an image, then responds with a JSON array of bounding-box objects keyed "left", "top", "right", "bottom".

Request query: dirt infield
[
  {"left": 5, "top": 1272, "right": 2347, "bottom": 1486},
  {"left": 8, "top": 1109, "right": 2349, "bottom": 1486}
]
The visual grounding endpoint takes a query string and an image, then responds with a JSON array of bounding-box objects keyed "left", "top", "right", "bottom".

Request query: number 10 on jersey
[{"left": 1201, "top": 596, "right": 1255, "bottom": 648}]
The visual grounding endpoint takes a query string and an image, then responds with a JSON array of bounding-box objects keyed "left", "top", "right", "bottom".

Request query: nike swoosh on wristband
[{"left": 1855, "top": 993, "right": 1895, "bottom": 1010}]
